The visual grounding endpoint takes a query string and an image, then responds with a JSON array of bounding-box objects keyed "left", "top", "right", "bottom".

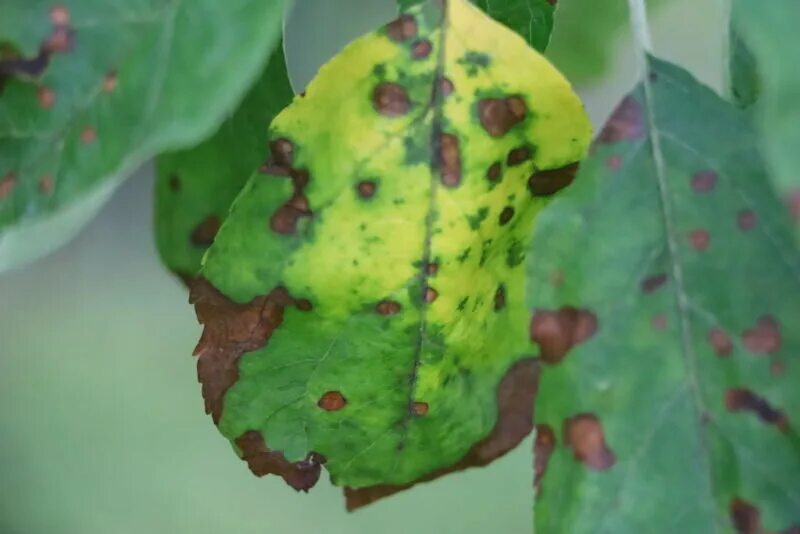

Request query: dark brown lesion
[
  {"left": 376, "top": 300, "right": 402, "bottom": 315},
  {"left": 385, "top": 14, "right": 418, "bottom": 42},
  {"left": 236, "top": 430, "right": 325, "bottom": 492},
  {"left": 725, "top": 387, "right": 789, "bottom": 431},
  {"left": 507, "top": 146, "right": 532, "bottom": 166},
  {"left": 730, "top": 498, "right": 761, "bottom": 534},
  {"left": 486, "top": 162, "right": 502, "bottom": 183},
  {"left": 318, "top": 391, "right": 347, "bottom": 411},
  {"left": 563, "top": 413, "right": 616, "bottom": 470},
  {"left": 530, "top": 306, "right": 598, "bottom": 364},
  {"left": 261, "top": 138, "right": 313, "bottom": 235},
  {"left": 494, "top": 284, "right": 506, "bottom": 311},
  {"left": 437, "top": 133, "right": 461, "bottom": 187},
  {"left": 640, "top": 273, "right": 667, "bottom": 293},
  {"left": 595, "top": 95, "right": 646, "bottom": 144},
  {"left": 477, "top": 96, "right": 527, "bottom": 137},
  {"left": 533, "top": 424, "right": 556, "bottom": 494},
  {"left": 190, "top": 278, "right": 312, "bottom": 424},
  {"left": 190, "top": 214, "right": 221, "bottom": 247},
  {"left": 742, "top": 315, "right": 781, "bottom": 354},
  {"left": 528, "top": 162, "right": 580, "bottom": 197},
  {"left": 344, "top": 359, "right": 540, "bottom": 511},
  {"left": 373, "top": 82, "right": 411, "bottom": 117},
  {"left": 411, "top": 39, "right": 433, "bottom": 59},
  {"left": 498, "top": 206, "right": 515, "bottom": 226}
]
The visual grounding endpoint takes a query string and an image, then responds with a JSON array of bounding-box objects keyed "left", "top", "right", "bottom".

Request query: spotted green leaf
[
  {"left": 400, "top": 0, "right": 555, "bottom": 52},
  {"left": 528, "top": 56, "right": 800, "bottom": 533},
  {"left": 192, "top": 0, "right": 590, "bottom": 500},
  {"left": 732, "top": 1, "right": 800, "bottom": 238},
  {"left": 155, "top": 46, "right": 294, "bottom": 279},
  {"left": 0, "top": 0, "right": 288, "bottom": 271}
]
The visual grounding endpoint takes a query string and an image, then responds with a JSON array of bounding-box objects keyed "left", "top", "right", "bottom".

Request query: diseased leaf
[
  {"left": 155, "top": 46, "right": 294, "bottom": 279},
  {"left": 732, "top": 1, "right": 800, "bottom": 236},
  {"left": 192, "top": 0, "right": 591, "bottom": 503},
  {"left": 528, "top": 56, "right": 800, "bottom": 533},
  {"left": 0, "top": 0, "right": 288, "bottom": 271},
  {"left": 399, "top": 0, "right": 555, "bottom": 52}
]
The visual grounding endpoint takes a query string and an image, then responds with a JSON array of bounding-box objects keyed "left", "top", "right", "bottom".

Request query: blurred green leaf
[
  {"left": 528, "top": 56, "right": 800, "bottom": 533},
  {"left": 0, "top": 0, "right": 288, "bottom": 271},
  {"left": 728, "top": 26, "right": 759, "bottom": 108},
  {"left": 155, "top": 46, "right": 294, "bottom": 279},
  {"left": 191, "top": 0, "right": 591, "bottom": 504},
  {"left": 399, "top": 0, "right": 555, "bottom": 52},
  {"left": 732, "top": 0, "right": 800, "bottom": 237}
]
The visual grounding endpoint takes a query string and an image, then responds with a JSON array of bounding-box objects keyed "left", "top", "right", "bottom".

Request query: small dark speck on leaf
[
  {"left": 737, "top": 209, "right": 757, "bottom": 231},
  {"left": 689, "top": 229, "right": 710, "bottom": 251},
  {"left": 190, "top": 215, "right": 221, "bottom": 247},
  {"left": 641, "top": 273, "right": 667, "bottom": 293},
  {"left": 708, "top": 328, "right": 733, "bottom": 357},
  {"left": 534, "top": 424, "right": 556, "bottom": 493},
  {"left": 412, "top": 402, "right": 429, "bottom": 416},
  {"left": 691, "top": 170, "right": 718, "bottom": 193},
  {"left": 726, "top": 387, "right": 789, "bottom": 431},
  {"left": 411, "top": 39, "right": 432, "bottom": 59}
]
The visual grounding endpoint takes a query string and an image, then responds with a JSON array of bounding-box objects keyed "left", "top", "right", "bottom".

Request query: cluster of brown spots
[
  {"left": 651, "top": 314, "right": 668, "bottom": 330},
  {"left": 373, "top": 82, "right": 411, "bottom": 117},
  {"left": 80, "top": 126, "right": 96, "bottom": 144},
  {"left": 0, "top": 172, "right": 16, "bottom": 199},
  {"left": 486, "top": 162, "right": 502, "bottom": 183},
  {"left": 528, "top": 162, "right": 580, "bottom": 197},
  {"left": 425, "top": 262, "right": 439, "bottom": 276},
  {"left": 641, "top": 273, "right": 667, "bottom": 293},
  {"left": 499, "top": 206, "right": 515, "bottom": 226},
  {"left": 689, "top": 229, "right": 710, "bottom": 251},
  {"left": 235, "top": 430, "right": 324, "bottom": 492},
  {"left": 606, "top": 154, "right": 622, "bottom": 170},
  {"left": 376, "top": 300, "right": 401, "bottom": 315},
  {"left": 168, "top": 173, "right": 181, "bottom": 192},
  {"left": 37, "top": 86, "right": 55, "bottom": 108},
  {"left": 385, "top": 14, "right": 417, "bottom": 42},
  {"left": 507, "top": 146, "right": 532, "bottom": 166},
  {"left": 737, "top": 209, "right": 757, "bottom": 231},
  {"left": 102, "top": 71, "right": 118, "bottom": 93},
  {"left": 356, "top": 180, "right": 376, "bottom": 198},
  {"left": 190, "top": 214, "right": 221, "bottom": 247},
  {"left": 318, "top": 391, "right": 346, "bottom": 411},
  {"left": 424, "top": 287, "right": 439, "bottom": 304},
  {"left": 725, "top": 387, "right": 789, "bottom": 431},
  {"left": 494, "top": 284, "right": 506, "bottom": 311},
  {"left": 38, "top": 174, "right": 53, "bottom": 194},
  {"left": 563, "top": 413, "right": 616, "bottom": 470},
  {"left": 438, "top": 77, "right": 454, "bottom": 97},
  {"left": 190, "top": 278, "right": 311, "bottom": 423},
  {"left": 264, "top": 139, "right": 312, "bottom": 235},
  {"left": 533, "top": 424, "right": 555, "bottom": 494},
  {"left": 691, "top": 170, "right": 718, "bottom": 193},
  {"left": 530, "top": 306, "right": 598, "bottom": 364},
  {"left": 708, "top": 327, "right": 733, "bottom": 357},
  {"left": 411, "top": 39, "right": 432, "bottom": 59},
  {"left": 412, "top": 401, "right": 429, "bottom": 416},
  {"left": 730, "top": 498, "right": 760, "bottom": 534},
  {"left": 345, "top": 359, "right": 540, "bottom": 511},
  {"left": 478, "top": 96, "right": 527, "bottom": 137},
  {"left": 595, "top": 96, "right": 645, "bottom": 144},
  {"left": 742, "top": 315, "right": 781, "bottom": 354},
  {"left": 438, "top": 133, "right": 461, "bottom": 187}
]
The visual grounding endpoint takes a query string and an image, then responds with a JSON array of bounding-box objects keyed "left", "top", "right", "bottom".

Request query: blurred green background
[{"left": 0, "top": 1, "right": 723, "bottom": 532}]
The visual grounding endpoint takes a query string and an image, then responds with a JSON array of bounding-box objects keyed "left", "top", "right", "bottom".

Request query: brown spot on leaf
[
  {"left": 373, "top": 82, "right": 410, "bottom": 117},
  {"left": 499, "top": 206, "right": 515, "bottom": 226},
  {"left": 49, "top": 5, "right": 70, "bottom": 26},
  {"left": 37, "top": 86, "right": 54, "bottom": 108},
  {"left": 478, "top": 96, "right": 527, "bottom": 137},
  {"left": 726, "top": 388, "right": 789, "bottom": 431},
  {"left": 44, "top": 26, "right": 73, "bottom": 54},
  {"left": 438, "top": 133, "right": 461, "bottom": 187},
  {"left": 494, "top": 284, "right": 506, "bottom": 311},
  {"left": 771, "top": 361, "right": 785, "bottom": 376},
  {"left": 486, "top": 162, "right": 502, "bottom": 183},
  {"left": 270, "top": 168, "right": 312, "bottom": 235},
  {"left": 651, "top": 314, "right": 668, "bottom": 330},
  {"left": 345, "top": 359, "right": 540, "bottom": 511},
  {"left": 357, "top": 180, "right": 376, "bottom": 198},
  {"left": 742, "top": 315, "right": 781, "bottom": 354},
  {"left": 425, "top": 262, "right": 439, "bottom": 276},
  {"left": 641, "top": 273, "right": 667, "bottom": 293},
  {"left": 737, "top": 209, "right": 757, "bottom": 231},
  {"left": 606, "top": 155, "right": 622, "bottom": 170},
  {"left": 102, "top": 71, "right": 117, "bottom": 92},
  {"left": 788, "top": 189, "right": 800, "bottom": 222},
  {"left": 528, "top": 162, "right": 580, "bottom": 197},
  {"left": 438, "top": 76, "right": 454, "bottom": 96},
  {"left": 690, "top": 229, "right": 710, "bottom": 251},
  {"left": 190, "top": 215, "right": 221, "bottom": 247},
  {"left": 730, "top": 498, "right": 761, "bottom": 534},
  {"left": 595, "top": 96, "right": 645, "bottom": 144},
  {"left": 563, "top": 413, "right": 616, "bottom": 470},
  {"left": 530, "top": 307, "right": 598, "bottom": 364},
  {"left": 424, "top": 287, "right": 438, "bottom": 303},
  {"left": 236, "top": 430, "right": 323, "bottom": 492},
  {"left": 386, "top": 14, "right": 417, "bottom": 42},
  {"left": 691, "top": 170, "right": 718, "bottom": 193},
  {"left": 269, "top": 138, "right": 294, "bottom": 169},
  {"left": 376, "top": 300, "right": 401, "bottom": 315},
  {"left": 411, "top": 39, "right": 432, "bottom": 59},
  {"left": 318, "top": 391, "right": 346, "bottom": 411},
  {"left": 80, "top": 126, "right": 96, "bottom": 144},
  {"left": 295, "top": 298, "right": 312, "bottom": 312},
  {"left": 533, "top": 424, "right": 555, "bottom": 494},
  {"left": 39, "top": 174, "right": 53, "bottom": 194},
  {"left": 0, "top": 172, "right": 16, "bottom": 199},
  {"left": 709, "top": 328, "right": 733, "bottom": 357},
  {"left": 507, "top": 146, "right": 532, "bottom": 166},
  {"left": 412, "top": 401, "right": 429, "bottom": 416},
  {"left": 190, "top": 278, "right": 305, "bottom": 423},
  {"left": 168, "top": 173, "right": 181, "bottom": 192}
]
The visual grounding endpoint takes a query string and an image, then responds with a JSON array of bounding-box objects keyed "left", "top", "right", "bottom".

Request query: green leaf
[
  {"left": 528, "top": 56, "right": 800, "bottom": 533},
  {"left": 732, "top": 1, "right": 800, "bottom": 237},
  {"left": 192, "top": 0, "right": 591, "bottom": 503},
  {"left": 728, "top": 25, "right": 759, "bottom": 108},
  {"left": 155, "top": 46, "right": 294, "bottom": 279},
  {"left": 399, "top": 0, "right": 555, "bottom": 52},
  {"left": 0, "top": 0, "right": 288, "bottom": 271}
]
